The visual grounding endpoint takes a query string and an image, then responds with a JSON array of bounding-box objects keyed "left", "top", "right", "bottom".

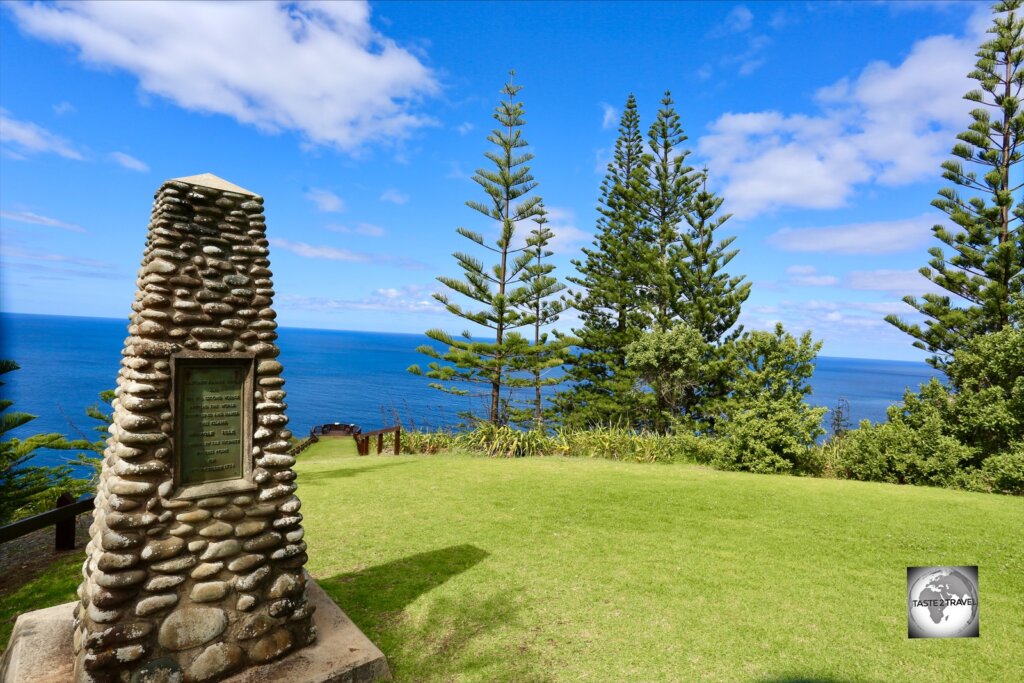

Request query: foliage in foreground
[{"left": 0, "top": 361, "right": 95, "bottom": 524}]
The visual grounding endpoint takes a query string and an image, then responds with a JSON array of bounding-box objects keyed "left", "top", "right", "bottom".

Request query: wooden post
[
  {"left": 55, "top": 492, "right": 76, "bottom": 551},
  {"left": 377, "top": 433, "right": 383, "bottom": 455},
  {"left": 394, "top": 428, "right": 401, "bottom": 455}
]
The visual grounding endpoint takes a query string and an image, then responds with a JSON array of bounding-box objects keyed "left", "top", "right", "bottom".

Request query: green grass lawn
[
  {"left": 299, "top": 441, "right": 1023, "bottom": 683},
  {"left": 3, "top": 440, "right": 1021, "bottom": 682}
]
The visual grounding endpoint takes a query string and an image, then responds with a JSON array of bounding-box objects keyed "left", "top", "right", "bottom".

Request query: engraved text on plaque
[{"left": 177, "top": 362, "right": 247, "bottom": 485}]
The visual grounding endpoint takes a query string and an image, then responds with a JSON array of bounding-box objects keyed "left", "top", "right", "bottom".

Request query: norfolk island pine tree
[
  {"left": 507, "top": 204, "right": 570, "bottom": 431},
  {"left": 555, "top": 94, "right": 655, "bottom": 429},
  {"left": 408, "top": 72, "right": 544, "bottom": 425},
  {"left": 885, "top": 0, "right": 1023, "bottom": 368}
]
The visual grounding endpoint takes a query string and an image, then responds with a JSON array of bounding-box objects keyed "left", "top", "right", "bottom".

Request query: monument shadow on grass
[
  {"left": 319, "top": 545, "right": 552, "bottom": 682},
  {"left": 319, "top": 544, "right": 490, "bottom": 621}
]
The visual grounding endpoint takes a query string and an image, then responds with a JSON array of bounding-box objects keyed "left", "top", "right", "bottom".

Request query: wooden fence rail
[
  {"left": 354, "top": 426, "right": 401, "bottom": 456},
  {"left": 0, "top": 494, "right": 95, "bottom": 550},
  {"left": 290, "top": 433, "right": 320, "bottom": 456}
]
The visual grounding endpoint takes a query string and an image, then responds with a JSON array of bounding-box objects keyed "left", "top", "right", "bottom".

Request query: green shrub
[
  {"left": 830, "top": 416, "right": 977, "bottom": 488},
  {"left": 977, "top": 444, "right": 1024, "bottom": 495},
  {"left": 886, "top": 328, "right": 1024, "bottom": 462},
  {"left": 663, "top": 432, "right": 728, "bottom": 466},
  {"left": 705, "top": 326, "right": 826, "bottom": 475},
  {"left": 713, "top": 394, "right": 826, "bottom": 475},
  {"left": 1, "top": 360, "right": 94, "bottom": 524}
]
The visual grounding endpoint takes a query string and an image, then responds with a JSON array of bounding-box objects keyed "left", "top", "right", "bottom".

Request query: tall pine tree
[
  {"left": 555, "top": 94, "right": 654, "bottom": 428},
  {"left": 672, "top": 170, "right": 753, "bottom": 431},
  {"left": 679, "top": 170, "right": 751, "bottom": 345},
  {"left": 886, "top": 0, "right": 1024, "bottom": 368},
  {"left": 409, "top": 72, "right": 542, "bottom": 424},
  {"left": 640, "top": 91, "right": 700, "bottom": 332}
]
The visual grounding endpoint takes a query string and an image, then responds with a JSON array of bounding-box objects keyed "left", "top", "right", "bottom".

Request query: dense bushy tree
[
  {"left": 886, "top": 0, "right": 1023, "bottom": 368},
  {"left": 624, "top": 323, "right": 708, "bottom": 433},
  {"left": 892, "top": 325, "right": 1023, "bottom": 460},
  {"left": 410, "top": 73, "right": 543, "bottom": 424},
  {"left": 713, "top": 326, "right": 827, "bottom": 474},
  {"left": 622, "top": 92, "right": 705, "bottom": 426}
]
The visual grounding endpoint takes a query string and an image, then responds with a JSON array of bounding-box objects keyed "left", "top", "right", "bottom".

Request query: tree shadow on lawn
[
  {"left": 319, "top": 545, "right": 552, "bottom": 682},
  {"left": 299, "top": 460, "right": 416, "bottom": 481}
]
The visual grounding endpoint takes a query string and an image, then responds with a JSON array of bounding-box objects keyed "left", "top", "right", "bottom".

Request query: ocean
[{"left": 0, "top": 312, "right": 943, "bottom": 468}]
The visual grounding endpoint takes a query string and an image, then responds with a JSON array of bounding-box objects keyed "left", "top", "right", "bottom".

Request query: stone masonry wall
[{"left": 73, "top": 177, "right": 315, "bottom": 683}]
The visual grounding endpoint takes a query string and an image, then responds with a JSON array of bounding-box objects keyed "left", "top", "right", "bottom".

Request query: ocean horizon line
[{"left": 0, "top": 310, "right": 931, "bottom": 366}]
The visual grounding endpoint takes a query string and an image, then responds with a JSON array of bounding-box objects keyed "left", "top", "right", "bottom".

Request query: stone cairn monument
[{"left": 0, "top": 174, "right": 389, "bottom": 683}]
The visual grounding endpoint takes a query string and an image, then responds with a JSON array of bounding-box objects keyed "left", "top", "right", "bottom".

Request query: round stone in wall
[{"left": 157, "top": 607, "right": 227, "bottom": 651}]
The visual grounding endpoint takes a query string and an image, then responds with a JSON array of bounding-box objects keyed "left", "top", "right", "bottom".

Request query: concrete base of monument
[{"left": 0, "top": 579, "right": 391, "bottom": 683}]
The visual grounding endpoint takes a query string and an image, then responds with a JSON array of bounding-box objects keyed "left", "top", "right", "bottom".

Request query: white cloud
[
  {"left": 768, "top": 9, "right": 791, "bottom": 30},
  {"left": 0, "top": 210, "right": 86, "bottom": 233},
  {"left": 326, "top": 222, "right": 386, "bottom": 237},
  {"left": 696, "top": 64, "right": 713, "bottom": 81},
  {"left": 109, "top": 151, "right": 148, "bottom": 172},
  {"left": 711, "top": 6, "right": 754, "bottom": 37},
  {"left": 505, "top": 206, "right": 590, "bottom": 257},
  {"left": 767, "top": 214, "right": 935, "bottom": 255},
  {"left": 543, "top": 207, "right": 592, "bottom": 255},
  {"left": 9, "top": 1, "right": 440, "bottom": 153},
  {"left": 270, "top": 237, "right": 367, "bottom": 262},
  {"left": 305, "top": 188, "right": 345, "bottom": 213},
  {"left": 736, "top": 296, "right": 929, "bottom": 355},
  {"left": 0, "top": 245, "right": 114, "bottom": 270},
  {"left": 724, "top": 34, "right": 771, "bottom": 77},
  {"left": 785, "top": 265, "right": 837, "bottom": 287},
  {"left": 271, "top": 236, "right": 425, "bottom": 269},
  {"left": 379, "top": 188, "right": 408, "bottom": 205},
  {"left": 845, "top": 269, "right": 941, "bottom": 297},
  {"left": 446, "top": 161, "right": 468, "bottom": 180},
  {"left": 600, "top": 102, "right": 618, "bottom": 130},
  {"left": 0, "top": 109, "right": 83, "bottom": 160},
  {"left": 456, "top": 122, "right": 473, "bottom": 136},
  {"left": 278, "top": 284, "right": 442, "bottom": 314},
  {"left": 698, "top": 18, "right": 984, "bottom": 218},
  {"left": 737, "top": 57, "right": 765, "bottom": 77},
  {"left": 52, "top": 101, "right": 76, "bottom": 116}
]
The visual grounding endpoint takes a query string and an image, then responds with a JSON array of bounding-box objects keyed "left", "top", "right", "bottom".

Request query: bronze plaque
[{"left": 177, "top": 362, "right": 247, "bottom": 485}]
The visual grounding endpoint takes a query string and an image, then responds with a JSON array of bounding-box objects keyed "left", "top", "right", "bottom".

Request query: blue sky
[{"left": 0, "top": 0, "right": 1002, "bottom": 361}]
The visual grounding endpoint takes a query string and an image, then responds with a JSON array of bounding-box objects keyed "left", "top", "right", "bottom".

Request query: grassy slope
[
  {"left": 0, "top": 553, "right": 82, "bottom": 649},
  {"left": 299, "top": 440, "right": 1023, "bottom": 683},
  {"left": 2, "top": 440, "right": 1020, "bottom": 681}
]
